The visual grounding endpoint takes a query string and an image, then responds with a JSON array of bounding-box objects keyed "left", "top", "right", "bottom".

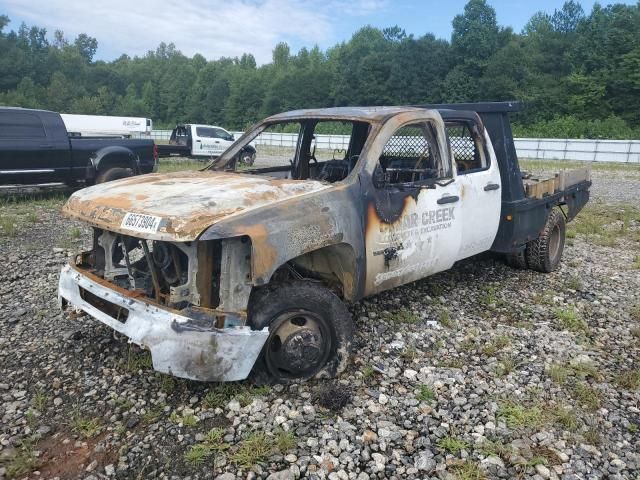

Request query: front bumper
[{"left": 58, "top": 264, "right": 268, "bottom": 381}]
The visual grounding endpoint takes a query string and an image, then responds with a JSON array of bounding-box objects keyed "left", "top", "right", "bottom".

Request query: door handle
[
  {"left": 437, "top": 195, "right": 459, "bottom": 205},
  {"left": 215, "top": 141, "right": 220, "bottom": 144},
  {"left": 195, "top": 139, "right": 201, "bottom": 142},
  {"left": 484, "top": 183, "right": 500, "bottom": 191}
]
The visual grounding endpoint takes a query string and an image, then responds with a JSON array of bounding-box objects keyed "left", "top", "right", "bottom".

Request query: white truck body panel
[{"left": 61, "top": 114, "right": 152, "bottom": 137}]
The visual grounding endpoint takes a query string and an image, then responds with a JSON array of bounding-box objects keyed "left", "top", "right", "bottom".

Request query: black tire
[
  {"left": 505, "top": 250, "right": 528, "bottom": 269},
  {"left": 248, "top": 281, "right": 353, "bottom": 383},
  {"left": 526, "top": 208, "right": 566, "bottom": 273},
  {"left": 96, "top": 167, "right": 133, "bottom": 184},
  {"left": 239, "top": 150, "right": 255, "bottom": 166}
]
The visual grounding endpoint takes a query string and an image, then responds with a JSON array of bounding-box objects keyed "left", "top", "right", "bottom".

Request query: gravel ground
[{"left": 1, "top": 165, "right": 639, "bottom": 480}]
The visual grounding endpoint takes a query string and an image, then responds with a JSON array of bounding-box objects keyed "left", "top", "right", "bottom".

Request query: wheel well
[
  {"left": 273, "top": 243, "right": 358, "bottom": 301},
  {"left": 97, "top": 153, "right": 135, "bottom": 173}
]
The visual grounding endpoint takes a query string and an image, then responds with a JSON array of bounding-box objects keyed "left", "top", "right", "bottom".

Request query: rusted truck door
[{"left": 364, "top": 115, "right": 461, "bottom": 295}]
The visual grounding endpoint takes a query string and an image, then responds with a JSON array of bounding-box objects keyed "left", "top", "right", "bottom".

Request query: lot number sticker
[{"left": 121, "top": 212, "right": 162, "bottom": 233}]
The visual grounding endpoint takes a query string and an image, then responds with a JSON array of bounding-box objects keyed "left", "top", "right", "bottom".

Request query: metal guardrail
[{"left": 144, "top": 130, "right": 640, "bottom": 164}]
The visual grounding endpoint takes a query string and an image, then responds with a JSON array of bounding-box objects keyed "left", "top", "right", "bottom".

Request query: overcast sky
[{"left": 0, "top": 0, "right": 635, "bottom": 64}]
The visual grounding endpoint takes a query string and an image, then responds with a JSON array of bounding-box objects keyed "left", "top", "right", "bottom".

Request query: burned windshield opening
[{"left": 216, "top": 119, "right": 371, "bottom": 183}]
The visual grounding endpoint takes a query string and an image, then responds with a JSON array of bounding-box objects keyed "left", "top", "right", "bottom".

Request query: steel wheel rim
[
  {"left": 549, "top": 223, "right": 561, "bottom": 261},
  {"left": 264, "top": 310, "right": 332, "bottom": 380}
]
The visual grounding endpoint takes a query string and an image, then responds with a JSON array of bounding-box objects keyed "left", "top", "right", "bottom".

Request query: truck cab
[{"left": 58, "top": 103, "right": 590, "bottom": 384}]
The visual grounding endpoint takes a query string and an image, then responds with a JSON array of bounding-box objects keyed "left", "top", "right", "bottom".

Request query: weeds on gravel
[
  {"left": 230, "top": 431, "right": 272, "bottom": 468},
  {"left": 184, "top": 428, "right": 230, "bottom": 466},
  {"left": 71, "top": 415, "right": 101, "bottom": 438},
  {"left": 573, "top": 383, "right": 601, "bottom": 411},
  {"left": 202, "top": 383, "right": 270, "bottom": 410},
  {"left": 496, "top": 357, "right": 516, "bottom": 377},
  {"left": 169, "top": 411, "right": 198, "bottom": 427},
  {"left": 583, "top": 428, "right": 602, "bottom": 445},
  {"left": 547, "top": 404, "right": 579, "bottom": 432},
  {"left": 497, "top": 401, "right": 544, "bottom": 430},
  {"left": 569, "top": 360, "right": 601, "bottom": 380},
  {"left": 361, "top": 364, "right": 375, "bottom": 379},
  {"left": 566, "top": 276, "right": 583, "bottom": 290},
  {"left": 554, "top": 308, "right": 588, "bottom": 333},
  {"left": 548, "top": 364, "right": 569, "bottom": 384},
  {"left": 386, "top": 309, "right": 420, "bottom": 324},
  {"left": 0, "top": 215, "right": 18, "bottom": 236},
  {"left": 449, "top": 460, "right": 485, "bottom": 480},
  {"left": 437, "top": 436, "right": 469, "bottom": 454},
  {"left": 4, "top": 439, "right": 38, "bottom": 479},
  {"left": 401, "top": 345, "right": 418, "bottom": 361},
  {"left": 614, "top": 370, "right": 640, "bottom": 390},
  {"left": 123, "top": 346, "right": 152, "bottom": 372},
  {"left": 630, "top": 304, "right": 640, "bottom": 322},
  {"left": 143, "top": 404, "right": 165, "bottom": 424},
  {"left": 633, "top": 255, "right": 640, "bottom": 269},
  {"left": 416, "top": 384, "right": 436, "bottom": 403},
  {"left": 275, "top": 429, "right": 296, "bottom": 452},
  {"left": 33, "top": 390, "right": 48, "bottom": 412},
  {"left": 479, "top": 439, "right": 513, "bottom": 460},
  {"left": 438, "top": 309, "right": 453, "bottom": 328},
  {"left": 481, "top": 335, "right": 511, "bottom": 357}
]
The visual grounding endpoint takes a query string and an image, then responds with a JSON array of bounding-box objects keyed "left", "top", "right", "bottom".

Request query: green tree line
[{"left": 1, "top": 0, "right": 639, "bottom": 138}]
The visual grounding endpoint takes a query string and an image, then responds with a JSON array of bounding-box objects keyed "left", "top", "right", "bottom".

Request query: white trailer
[{"left": 60, "top": 114, "right": 153, "bottom": 137}]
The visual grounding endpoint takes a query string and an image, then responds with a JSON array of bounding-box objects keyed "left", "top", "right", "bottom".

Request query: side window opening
[
  {"left": 446, "top": 122, "right": 487, "bottom": 174},
  {"left": 235, "top": 122, "right": 301, "bottom": 175},
  {"left": 377, "top": 121, "right": 449, "bottom": 186},
  {"left": 0, "top": 112, "right": 46, "bottom": 138}
]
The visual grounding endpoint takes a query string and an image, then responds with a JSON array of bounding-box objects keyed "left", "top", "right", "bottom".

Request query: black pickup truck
[{"left": 0, "top": 107, "right": 157, "bottom": 186}]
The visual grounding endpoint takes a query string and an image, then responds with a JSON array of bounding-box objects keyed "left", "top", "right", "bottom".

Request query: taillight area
[{"left": 153, "top": 143, "right": 159, "bottom": 161}]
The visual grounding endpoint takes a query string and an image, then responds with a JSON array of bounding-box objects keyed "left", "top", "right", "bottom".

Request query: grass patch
[
  {"left": 202, "top": 383, "right": 270, "bottom": 410},
  {"left": 614, "top": 370, "right": 640, "bottom": 390},
  {"left": 416, "top": 384, "right": 436, "bottom": 403},
  {"left": 143, "top": 404, "right": 165, "bottom": 424},
  {"left": 123, "top": 347, "right": 153, "bottom": 372},
  {"left": 169, "top": 411, "right": 198, "bottom": 427},
  {"left": 71, "top": 415, "right": 101, "bottom": 438},
  {"left": 230, "top": 431, "right": 272, "bottom": 468},
  {"left": 547, "top": 404, "right": 579, "bottom": 432},
  {"left": 565, "top": 276, "right": 583, "bottom": 290},
  {"left": 450, "top": 460, "right": 485, "bottom": 480},
  {"left": 554, "top": 308, "right": 588, "bottom": 332},
  {"left": 401, "top": 345, "right": 418, "bottom": 361},
  {"left": 385, "top": 309, "right": 420, "bottom": 324},
  {"left": 4, "top": 440, "right": 38, "bottom": 479},
  {"left": 275, "top": 430, "right": 296, "bottom": 452},
  {"left": 583, "top": 428, "right": 601, "bottom": 445},
  {"left": 573, "top": 383, "right": 601, "bottom": 411},
  {"left": 33, "top": 390, "right": 48, "bottom": 412},
  {"left": 519, "top": 159, "right": 640, "bottom": 174},
  {"left": 0, "top": 215, "right": 18, "bottom": 236},
  {"left": 183, "top": 428, "right": 231, "bottom": 466},
  {"left": 438, "top": 309, "right": 453, "bottom": 328},
  {"left": 157, "top": 159, "right": 207, "bottom": 173},
  {"left": 482, "top": 335, "right": 511, "bottom": 357},
  {"left": 497, "top": 401, "right": 544, "bottom": 430},
  {"left": 479, "top": 440, "right": 513, "bottom": 460},
  {"left": 548, "top": 364, "right": 570, "bottom": 384},
  {"left": 630, "top": 304, "right": 640, "bottom": 322},
  {"left": 633, "top": 255, "right": 640, "bottom": 270},
  {"left": 495, "top": 356, "right": 516, "bottom": 377},
  {"left": 437, "top": 436, "right": 469, "bottom": 454},
  {"left": 361, "top": 364, "right": 375, "bottom": 379}
]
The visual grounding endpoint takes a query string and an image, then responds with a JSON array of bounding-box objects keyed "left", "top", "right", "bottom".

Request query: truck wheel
[
  {"left": 248, "top": 281, "right": 353, "bottom": 383},
  {"left": 96, "top": 167, "right": 133, "bottom": 184},
  {"left": 239, "top": 150, "right": 255, "bottom": 166},
  {"left": 526, "top": 208, "right": 566, "bottom": 273}
]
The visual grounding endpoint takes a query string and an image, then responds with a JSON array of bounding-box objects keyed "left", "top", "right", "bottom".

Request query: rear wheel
[
  {"left": 96, "top": 167, "right": 133, "bottom": 184},
  {"left": 248, "top": 281, "right": 353, "bottom": 383},
  {"left": 239, "top": 150, "right": 256, "bottom": 166},
  {"left": 526, "top": 208, "right": 566, "bottom": 273}
]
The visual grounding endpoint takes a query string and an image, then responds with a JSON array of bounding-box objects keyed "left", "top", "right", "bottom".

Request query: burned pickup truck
[{"left": 58, "top": 102, "right": 591, "bottom": 383}]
